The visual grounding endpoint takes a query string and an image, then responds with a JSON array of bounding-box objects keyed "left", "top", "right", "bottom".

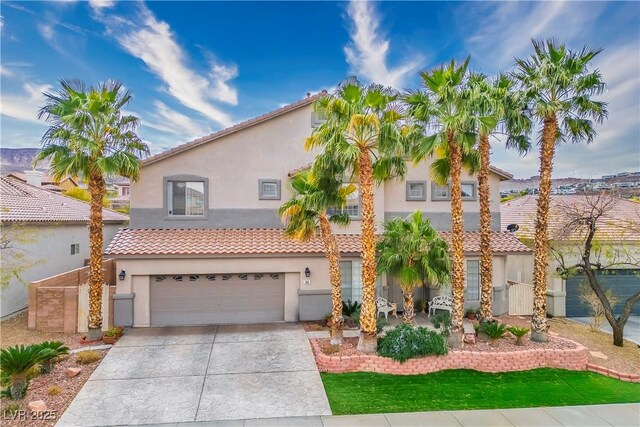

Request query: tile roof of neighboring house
[
  {"left": 0, "top": 175, "right": 129, "bottom": 224},
  {"left": 439, "top": 231, "right": 531, "bottom": 254},
  {"left": 288, "top": 163, "right": 513, "bottom": 180},
  {"left": 105, "top": 228, "right": 530, "bottom": 256},
  {"left": 501, "top": 195, "right": 640, "bottom": 242},
  {"left": 142, "top": 92, "right": 326, "bottom": 167},
  {"left": 7, "top": 172, "right": 78, "bottom": 187}
]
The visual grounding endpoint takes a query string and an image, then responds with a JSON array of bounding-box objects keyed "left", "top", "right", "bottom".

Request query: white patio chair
[
  {"left": 428, "top": 295, "right": 453, "bottom": 317},
  {"left": 376, "top": 297, "right": 398, "bottom": 320}
]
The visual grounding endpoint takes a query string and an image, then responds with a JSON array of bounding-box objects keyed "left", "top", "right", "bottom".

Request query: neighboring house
[
  {"left": 108, "top": 179, "right": 131, "bottom": 211},
  {"left": 0, "top": 173, "right": 129, "bottom": 318},
  {"left": 7, "top": 171, "right": 78, "bottom": 192},
  {"left": 105, "top": 93, "right": 532, "bottom": 327},
  {"left": 501, "top": 195, "right": 640, "bottom": 317}
]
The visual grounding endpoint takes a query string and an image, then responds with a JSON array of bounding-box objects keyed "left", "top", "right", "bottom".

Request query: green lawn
[{"left": 321, "top": 368, "right": 640, "bottom": 415}]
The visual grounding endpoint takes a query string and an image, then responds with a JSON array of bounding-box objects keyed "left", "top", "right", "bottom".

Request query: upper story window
[
  {"left": 70, "top": 243, "right": 80, "bottom": 255},
  {"left": 406, "top": 181, "right": 427, "bottom": 201},
  {"left": 432, "top": 182, "right": 477, "bottom": 201},
  {"left": 311, "top": 109, "right": 327, "bottom": 128},
  {"left": 328, "top": 184, "right": 360, "bottom": 218},
  {"left": 167, "top": 180, "right": 205, "bottom": 216},
  {"left": 122, "top": 186, "right": 130, "bottom": 196},
  {"left": 259, "top": 179, "right": 281, "bottom": 200}
]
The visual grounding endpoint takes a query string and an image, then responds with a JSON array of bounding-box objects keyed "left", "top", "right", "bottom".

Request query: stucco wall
[{"left": 1, "top": 223, "right": 123, "bottom": 318}]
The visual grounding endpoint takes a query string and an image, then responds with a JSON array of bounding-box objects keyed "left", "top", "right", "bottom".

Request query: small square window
[
  {"left": 461, "top": 183, "right": 476, "bottom": 199},
  {"left": 327, "top": 184, "right": 360, "bottom": 218},
  {"left": 432, "top": 183, "right": 450, "bottom": 200},
  {"left": 406, "top": 181, "right": 427, "bottom": 201},
  {"left": 311, "top": 109, "right": 327, "bottom": 128},
  {"left": 259, "top": 179, "right": 281, "bottom": 200},
  {"left": 70, "top": 243, "right": 80, "bottom": 255}
]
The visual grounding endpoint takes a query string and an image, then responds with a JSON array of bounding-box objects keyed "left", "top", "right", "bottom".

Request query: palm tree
[
  {"left": 377, "top": 211, "right": 450, "bottom": 325},
  {"left": 405, "top": 59, "right": 477, "bottom": 345},
  {"left": 1, "top": 345, "right": 56, "bottom": 399},
  {"left": 513, "top": 39, "right": 607, "bottom": 342},
  {"left": 306, "top": 78, "right": 410, "bottom": 353},
  {"left": 467, "top": 73, "right": 531, "bottom": 321},
  {"left": 36, "top": 80, "right": 149, "bottom": 340},
  {"left": 278, "top": 170, "right": 355, "bottom": 344}
]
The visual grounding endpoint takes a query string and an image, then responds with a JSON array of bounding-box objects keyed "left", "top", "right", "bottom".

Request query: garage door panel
[
  {"left": 566, "top": 270, "right": 640, "bottom": 317},
  {"left": 150, "top": 274, "right": 285, "bottom": 326}
]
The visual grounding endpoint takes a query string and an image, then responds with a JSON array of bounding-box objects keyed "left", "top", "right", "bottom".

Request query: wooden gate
[{"left": 508, "top": 281, "right": 534, "bottom": 315}]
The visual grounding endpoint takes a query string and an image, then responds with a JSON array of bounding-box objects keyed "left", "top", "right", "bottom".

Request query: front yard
[{"left": 321, "top": 368, "right": 640, "bottom": 415}]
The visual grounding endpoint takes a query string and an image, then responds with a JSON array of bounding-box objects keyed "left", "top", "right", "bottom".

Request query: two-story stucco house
[{"left": 106, "top": 93, "right": 532, "bottom": 328}]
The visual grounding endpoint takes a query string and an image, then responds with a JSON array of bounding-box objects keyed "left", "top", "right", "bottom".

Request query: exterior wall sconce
[
  {"left": 119, "top": 270, "right": 126, "bottom": 281},
  {"left": 304, "top": 267, "right": 311, "bottom": 278}
]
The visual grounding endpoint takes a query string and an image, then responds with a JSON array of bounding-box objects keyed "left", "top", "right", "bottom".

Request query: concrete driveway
[
  {"left": 57, "top": 324, "right": 331, "bottom": 426},
  {"left": 570, "top": 315, "right": 640, "bottom": 345}
]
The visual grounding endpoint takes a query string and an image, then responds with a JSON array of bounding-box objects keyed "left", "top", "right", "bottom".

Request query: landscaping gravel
[{"left": 1, "top": 312, "right": 85, "bottom": 350}]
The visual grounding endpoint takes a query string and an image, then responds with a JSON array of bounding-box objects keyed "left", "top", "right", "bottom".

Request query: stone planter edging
[
  {"left": 585, "top": 363, "right": 640, "bottom": 383},
  {"left": 311, "top": 338, "right": 593, "bottom": 376}
]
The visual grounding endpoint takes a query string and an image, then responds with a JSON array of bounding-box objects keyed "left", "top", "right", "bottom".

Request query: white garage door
[{"left": 150, "top": 273, "right": 285, "bottom": 326}]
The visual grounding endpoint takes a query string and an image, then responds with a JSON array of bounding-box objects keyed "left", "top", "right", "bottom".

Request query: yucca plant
[
  {"left": 507, "top": 326, "right": 531, "bottom": 346},
  {"left": 342, "top": 300, "right": 361, "bottom": 317},
  {"left": 480, "top": 321, "right": 508, "bottom": 347},
  {"left": 0, "top": 345, "right": 56, "bottom": 399},
  {"left": 33, "top": 341, "right": 70, "bottom": 374}
]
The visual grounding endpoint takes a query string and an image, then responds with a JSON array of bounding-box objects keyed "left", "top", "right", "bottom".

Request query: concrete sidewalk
[{"left": 143, "top": 403, "right": 640, "bottom": 426}]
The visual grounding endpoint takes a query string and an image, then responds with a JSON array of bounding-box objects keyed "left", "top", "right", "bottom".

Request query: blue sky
[{"left": 1, "top": 0, "right": 638, "bottom": 179}]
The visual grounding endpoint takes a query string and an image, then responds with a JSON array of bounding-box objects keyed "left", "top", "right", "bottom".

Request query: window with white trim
[
  {"left": 328, "top": 184, "right": 360, "bottom": 218},
  {"left": 466, "top": 260, "right": 480, "bottom": 301},
  {"left": 406, "top": 181, "right": 427, "bottom": 201},
  {"left": 167, "top": 181, "right": 205, "bottom": 216},
  {"left": 70, "top": 243, "right": 80, "bottom": 255},
  {"left": 340, "top": 260, "right": 383, "bottom": 303}
]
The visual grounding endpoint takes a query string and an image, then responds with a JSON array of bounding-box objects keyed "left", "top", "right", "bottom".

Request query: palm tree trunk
[
  {"left": 448, "top": 134, "right": 465, "bottom": 347},
  {"left": 402, "top": 287, "right": 415, "bottom": 325},
  {"left": 531, "top": 114, "right": 557, "bottom": 342},
  {"left": 478, "top": 133, "right": 493, "bottom": 321},
  {"left": 87, "top": 171, "right": 105, "bottom": 340},
  {"left": 357, "top": 147, "right": 378, "bottom": 353},
  {"left": 319, "top": 215, "right": 344, "bottom": 345}
]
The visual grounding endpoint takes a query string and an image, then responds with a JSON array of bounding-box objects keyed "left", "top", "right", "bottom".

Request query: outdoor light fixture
[
  {"left": 304, "top": 267, "right": 311, "bottom": 278},
  {"left": 119, "top": 270, "right": 126, "bottom": 281}
]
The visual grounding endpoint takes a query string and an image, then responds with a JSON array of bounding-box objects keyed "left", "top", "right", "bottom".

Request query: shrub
[
  {"left": 342, "top": 300, "right": 361, "bottom": 317},
  {"left": 75, "top": 350, "right": 101, "bottom": 365},
  {"left": 480, "top": 321, "right": 508, "bottom": 346},
  {"left": 507, "top": 326, "right": 531, "bottom": 346},
  {"left": 47, "top": 385, "right": 62, "bottom": 396},
  {"left": 376, "top": 318, "right": 390, "bottom": 334},
  {"left": 2, "top": 403, "right": 20, "bottom": 417},
  {"left": 103, "top": 327, "right": 121, "bottom": 338},
  {"left": 322, "top": 344, "right": 340, "bottom": 355},
  {"left": 578, "top": 283, "right": 618, "bottom": 331},
  {"left": 378, "top": 324, "right": 447, "bottom": 362},
  {"left": 0, "top": 345, "right": 56, "bottom": 400},
  {"left": 430, "top": 312, "right": 451, "bottom": 336},
  {"left": 351, "top": 308, "right": 361, "bottom": 325},
  {"left": 33, "top": 341, "right": 69, "bottom": 373}
]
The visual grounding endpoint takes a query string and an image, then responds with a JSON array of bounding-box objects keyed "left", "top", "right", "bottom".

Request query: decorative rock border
[
  {"left": 586, "top": 363, "right": 640, "bottom": 383},
  {"left": 312, "top": 338, "right": 598, "bottom": 376}
]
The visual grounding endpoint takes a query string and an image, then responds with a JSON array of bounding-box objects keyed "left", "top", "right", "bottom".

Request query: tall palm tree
[
  {"left": 514, "top": 39, "right": 607, "bottom": 342},
  {"left": 306, "top": 78, "right": 410, "bottom": 353},
  {"left": 405, "top": 59, "right": 477, "bottom": 345},
  {"left": 36, "top": 80, "right": 149, "bottom": 340},
  {"left": 468, "top": 73, "right": 531, "bottom": 321},
  {"left": 377, "top": 211, "right": 450, "bottom": 325},
  {"left": 278, "top": 170, "right": 354, "bottom": 344}
]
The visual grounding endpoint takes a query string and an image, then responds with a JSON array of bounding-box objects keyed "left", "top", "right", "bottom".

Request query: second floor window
[
  {"left": 328, "top": 185, "right": 360, "bottom": 218},
  {"left": 167, "top": 181, "right": 205, "bottom": 216},
  {"left": 432, "top": 182, "right": 477, "bottom": 201}
]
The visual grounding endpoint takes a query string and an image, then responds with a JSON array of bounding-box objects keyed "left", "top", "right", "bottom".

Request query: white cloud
[
  {"left": 344, "top": 1, "right": 423, "bottom": 88},
  {"left": 1, "top": 83, "right": 53, "bottom": 124},
  {"left": 0, "top": 66, "right": 13, "bottom": 77},
  {"left": 94, "top": 3, "right": 237, "bottom": 128},
  {"left": 142, "top": 101, "right": 211, "bottom": 139},
  {"left": 38, "top": 23, "right": 55, "bottom": 41},
  {"left": 89, "top": 0, "right": 115, "bottom": 12}
]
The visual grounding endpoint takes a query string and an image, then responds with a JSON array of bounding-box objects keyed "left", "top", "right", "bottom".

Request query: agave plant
[
  {"left": 0, "top": 345, "right": 56, "bottom": 399},
  {"left": 507, "top": 326, "right": 531, "bottom": 346},
  {"left": 33, "top": 341, "right": 70, "bottom": 374}
]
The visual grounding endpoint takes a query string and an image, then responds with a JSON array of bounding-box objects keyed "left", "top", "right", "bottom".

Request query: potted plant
[
  {"left": 465, "top": 308, "right": 478, "bottom": 320},
  {"left": 507, "top": 326, "right": 531, "bottom": 346},
  {"left": 102, "top": 327, "right": 120, "bottom": 344},
  {"left": 114, "top": 326, "right": 125, "bottom": 337}
]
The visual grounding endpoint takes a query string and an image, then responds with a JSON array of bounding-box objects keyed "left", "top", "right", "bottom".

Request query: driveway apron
[{"left": 56, "top": 324, "right": 331, "bottom": 426}]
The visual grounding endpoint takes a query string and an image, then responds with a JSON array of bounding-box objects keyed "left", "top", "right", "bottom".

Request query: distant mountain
[{"left": 0, "top": 147, "right": 50, "bottom": 174}]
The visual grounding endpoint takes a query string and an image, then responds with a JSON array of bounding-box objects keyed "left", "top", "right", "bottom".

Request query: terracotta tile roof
[
  {"left": 439, "top": 231, "right": 531, "bottom": 254},
  {"left": 0, "top": 175, "right": 129, "bottom": 224},
  {"left": 105, "top": 228, "right": 530, "bottom": 256},
  {"left": 7, "top": 172, "right": 78, "bottom": 187},
  {"left": 501, "top": 195, "right": 640, "bottom": 241},
  {"left": 143, "top": 92, "right": 326, "bottom": 167}
]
